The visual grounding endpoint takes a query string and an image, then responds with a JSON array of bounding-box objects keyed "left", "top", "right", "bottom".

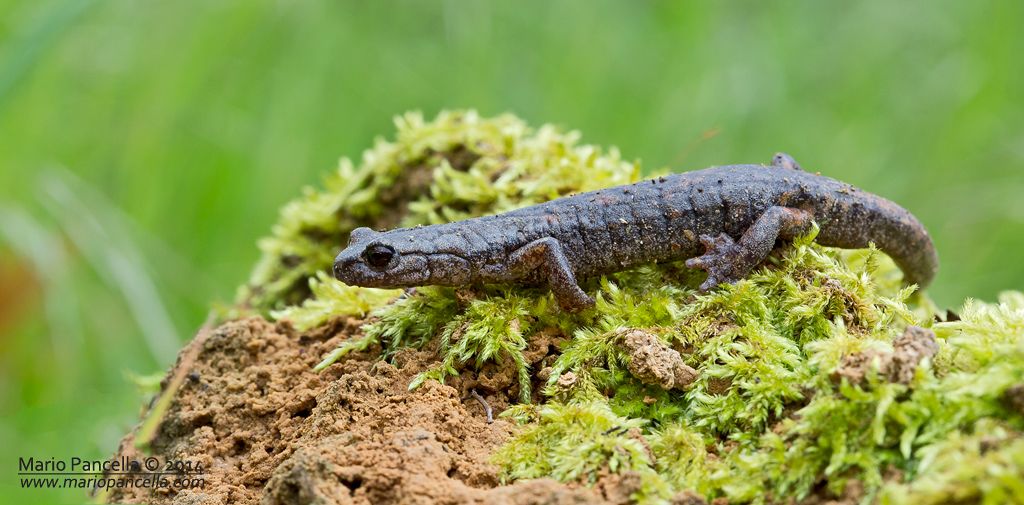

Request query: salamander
[{"left": 333, "top": 153, "right": 938, "bottom": 312}]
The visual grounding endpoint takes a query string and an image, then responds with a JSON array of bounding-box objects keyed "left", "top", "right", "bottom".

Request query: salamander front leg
[
  {"left": 686, "top": 206, "right": 814, "bottom": 292},
  {"left": 509, "top": 237, "right": 595, "bottom": 312}
]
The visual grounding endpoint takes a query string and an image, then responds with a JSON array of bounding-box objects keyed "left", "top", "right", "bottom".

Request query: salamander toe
[{"left": 687, "top": 233, "right": 743, "bottom": 292}]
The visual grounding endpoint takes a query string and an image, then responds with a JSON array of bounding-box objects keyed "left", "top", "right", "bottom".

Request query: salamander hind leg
[
  {"left": 686, "top": 206, "right": 813, "bottom": 292},
  {"left": 509, "top": 237, "right": 595, "bottom": 312}
]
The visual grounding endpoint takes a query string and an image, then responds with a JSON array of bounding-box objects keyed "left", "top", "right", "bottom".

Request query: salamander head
[{"left": 333, "top": 227, "right": 430, "bottom": 287}]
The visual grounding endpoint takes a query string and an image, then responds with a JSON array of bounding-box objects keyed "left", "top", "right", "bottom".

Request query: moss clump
[
  {"left": 878, "top": 419, "right": 1024, "bottom": 504},
  {"left": 257, "top": 110, "right": 1024, "bottom": 504},
  {"left": 269, "top": 271, "right": 402, "bottom": 330},
  {"left": 409, "top": 293, "right": 540, "bottom": 402}
]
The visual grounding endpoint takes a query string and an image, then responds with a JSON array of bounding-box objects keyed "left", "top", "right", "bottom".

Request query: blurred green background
[{"left": 1, "top": 1, "right": 1022, "bottom": 502}]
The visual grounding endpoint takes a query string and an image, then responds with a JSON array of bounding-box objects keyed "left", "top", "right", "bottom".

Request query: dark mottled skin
[{"left": 334, "top": 154, "right": 938, "bottom": 312}]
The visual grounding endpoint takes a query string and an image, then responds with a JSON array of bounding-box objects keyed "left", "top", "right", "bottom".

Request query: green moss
[
  {"left": 647, "top": 422, "right": 717, "bottom": 497},
  {"left": 272, "top": 271, "right": 402, "bottom": 330},
  {"left": 879, "top": 420, "right": 1024, "bottom": 504},
  {"left": 249, "top": 110, "right": 1024, "bottom": 504},
  {"left": 409, "top": 293, "right": 539, "bottom": 402},
  {"left": 494, "top": 401, "right": 652, "bottom": 482}
]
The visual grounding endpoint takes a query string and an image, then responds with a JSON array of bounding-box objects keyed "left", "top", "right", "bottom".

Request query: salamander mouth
[{"left": 332, "top": 260, "right": 362, "bottom": 284}]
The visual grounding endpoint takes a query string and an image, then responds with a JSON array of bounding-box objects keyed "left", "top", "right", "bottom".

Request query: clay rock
[
  {"left": 262, "top": 434, "right": 359, "bottom": 505},
  {"left": 621, "top": 330, "right": 698, "bottom": 390},
  {"left": 834, "top": 325, "right": 939, "bottom": 386}
]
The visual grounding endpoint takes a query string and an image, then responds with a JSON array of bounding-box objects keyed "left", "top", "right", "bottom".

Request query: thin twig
[
  {"left": 135, "top": 313, "right": 216, "bottom": 450},
  {"left": 468, "top": 388, "right": 493, "bottom": 424}
]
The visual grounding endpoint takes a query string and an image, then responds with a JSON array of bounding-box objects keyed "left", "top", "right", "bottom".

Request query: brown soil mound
[{"left": 106, "top": 317, "right": 616, "bottom": 505}]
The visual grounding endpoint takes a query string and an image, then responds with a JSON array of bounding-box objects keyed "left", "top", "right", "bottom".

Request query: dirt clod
[
  {"left": 670, "top": 490, "right": 708, "bottom": 505},
  {"left": 1002, "top": 384, "right": 1024, "bottom": 416},
  {"left": 621, "top": 330, "right": 698, "bottom": 390},
  {"left": 834, "top": 326, "right": 938, "bottom": 386},
  {"left": 556, "top": 372, "right": 579, "bottom": 390}
]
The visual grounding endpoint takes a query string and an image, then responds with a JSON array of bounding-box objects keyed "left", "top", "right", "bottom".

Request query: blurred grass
[{"left": 0, "top": 1, "right": 1022, "bottom": 503}]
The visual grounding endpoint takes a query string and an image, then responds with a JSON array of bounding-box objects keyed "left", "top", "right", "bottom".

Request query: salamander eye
[{"left": 363, "top": 244, "right": 396, "bottom": 269}]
